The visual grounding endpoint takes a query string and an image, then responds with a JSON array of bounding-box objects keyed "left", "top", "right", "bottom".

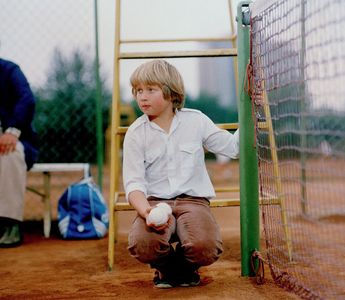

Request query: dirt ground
[
  {"left": 0, "top": 162, "right": 301, "bottom": 300},
  {"left": 0, "top": 211, "right": 301, "bottom": 300}
]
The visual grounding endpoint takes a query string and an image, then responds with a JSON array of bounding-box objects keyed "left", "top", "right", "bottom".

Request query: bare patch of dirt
[
  {"left": 0, "top": 209, "right": 300, "bottom": 299},
  {"left": 0, "top": 162, "right": 301, "bottom": 299}
]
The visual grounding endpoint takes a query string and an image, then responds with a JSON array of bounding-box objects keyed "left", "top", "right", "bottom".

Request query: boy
[{"left": 123, "top": 59, "right": 239, "bottom": 288}]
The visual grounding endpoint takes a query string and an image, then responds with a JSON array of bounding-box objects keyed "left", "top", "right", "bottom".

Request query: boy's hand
[
  {"left": 148, "top": 222, "right": 169, "bottom": 231},
  {"left": 146, "top": 208, "right": 172, "bottom": 231}
]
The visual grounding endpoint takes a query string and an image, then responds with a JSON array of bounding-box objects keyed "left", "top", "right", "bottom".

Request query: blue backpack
[{"left": 57, "top": 177, "right": 109, "bottom": 239}]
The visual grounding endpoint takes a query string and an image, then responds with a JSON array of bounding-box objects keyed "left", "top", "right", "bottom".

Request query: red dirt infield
[{"left": 0, "top": 162, "right": 300, "bottom": 299}]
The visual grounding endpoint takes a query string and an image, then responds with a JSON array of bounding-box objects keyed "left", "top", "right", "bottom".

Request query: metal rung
[
  {"left": 113, "top": 201, "right": 241, "bottom": 211},
  {"left": 116, "top": 127, "right": 128, "bottom": 135},
  {"left": 114, "top": 202, "right": 134, "bottom": 211},
  {"left": 258, "top": 121, "right": 268, "bottom": 129},
  {"left": 115, "top": 122, "right": 239, "bottom": 135},
  {"left": 113, "top": 197, "right": 281, "bottom": 211},
  {"left": 209, "top": 198, "right": 281, "bottom": 207},
  {"left": 217, "top": 123, "right": 239, "bottom": 130},
  {"left": 210, "top": 199, "right": 240, "bottom": 207},
  {"left": 119, "top": 48, "right": 237, "bottom": 60},
  {"left": 121, "top": 36, "right": 237, "bottom": 44},
  {"left": 215, "top": 187, "right": 240, "bottom": 193}
]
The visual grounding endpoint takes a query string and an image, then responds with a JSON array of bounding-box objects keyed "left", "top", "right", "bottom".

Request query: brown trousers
[{"left": 128, "top": 195, "right": 223, "bottom": 277}]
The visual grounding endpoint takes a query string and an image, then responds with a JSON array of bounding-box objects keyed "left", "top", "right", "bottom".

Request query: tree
[
  {"left": 185, "top": 93, "right": 238, "bottom": 124},
  {"left": 33, "top": 48, "right": 111, "bottom": 163}
]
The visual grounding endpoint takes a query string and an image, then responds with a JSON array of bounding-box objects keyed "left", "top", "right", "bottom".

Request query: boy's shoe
[
  {"left": 179, "top": 271, "right": 201, "bottom": 287},
  {"left": 0, "top": 224, "right": 23, "bottom": 248},
  {"left": 153, "top": 270, "right": 175, "bottom": 289}
]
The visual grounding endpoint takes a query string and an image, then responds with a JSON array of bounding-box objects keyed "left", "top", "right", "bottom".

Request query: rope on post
[{"left": 251, "top": 250, "right": 266, "bottom": 285}]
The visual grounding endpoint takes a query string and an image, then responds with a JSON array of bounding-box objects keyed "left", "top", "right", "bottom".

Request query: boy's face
[{"left": 135, "top": 83, "right": 173, "bottom": 119}]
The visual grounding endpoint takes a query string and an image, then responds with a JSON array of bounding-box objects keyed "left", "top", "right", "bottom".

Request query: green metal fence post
[
  {"left": 237, "top": 1, "right": 259, "bottom": 277},
  {"left": 94, "top": 0, "right": 104, "bottom": 189},
  {"left": 300, "top": 0, "right": 307, "bottom": 215}
]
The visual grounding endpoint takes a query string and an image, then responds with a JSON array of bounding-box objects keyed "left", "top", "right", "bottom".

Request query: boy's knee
[
  {"left": 128, "top": 238, "right": 171, "bottom": 264},
  {"left": 183, "top": 239, "right": 223, "bottom": 266}
]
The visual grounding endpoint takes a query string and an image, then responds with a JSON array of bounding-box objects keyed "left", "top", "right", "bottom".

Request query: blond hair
[{"left": 130, "top": 60, "right": 185, "bottom": 110}]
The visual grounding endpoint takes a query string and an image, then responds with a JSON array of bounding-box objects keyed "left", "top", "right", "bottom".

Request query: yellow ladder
[{"left": 107, "top": 0, "right": 289, "bottom": 270}]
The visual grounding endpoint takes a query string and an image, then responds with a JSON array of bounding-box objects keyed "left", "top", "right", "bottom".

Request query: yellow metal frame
[
  {"left": 253, "top": 47, "right": 293, "bottom": 260},
  {"left": 261, "top": 90, "right": 293, "bottom": 260},
  {"left": 107, "top": 0, "right": 289, "bottom": 270}
]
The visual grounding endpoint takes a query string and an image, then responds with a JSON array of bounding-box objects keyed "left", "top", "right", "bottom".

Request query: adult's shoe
[{"left": 0, "top": 224, "right": 23, "bottom": 248}]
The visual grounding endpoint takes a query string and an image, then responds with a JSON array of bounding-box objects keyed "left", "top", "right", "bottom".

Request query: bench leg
[{"left": 42, "top": 172, "right": 51, "bottom": 238}]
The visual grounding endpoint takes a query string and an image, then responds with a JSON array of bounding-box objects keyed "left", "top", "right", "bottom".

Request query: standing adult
[{"left": 0, "top": 58, "right": 39, "bottom": 247}]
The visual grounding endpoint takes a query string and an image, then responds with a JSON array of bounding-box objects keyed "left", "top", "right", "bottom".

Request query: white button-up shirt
[{"left": 123, "top": 108, "right": 239, "bottom": 200}]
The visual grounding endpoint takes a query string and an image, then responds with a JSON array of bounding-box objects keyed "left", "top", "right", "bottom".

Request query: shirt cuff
[{"left": 125, "top": 183, "right": 147, "bottom": 202}]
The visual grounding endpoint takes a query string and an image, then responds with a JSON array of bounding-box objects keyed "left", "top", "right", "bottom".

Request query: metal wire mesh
[
  {"left": 251, "top": 0, "right": 345, "bottom": 299},
  {"left": 0, "top": 0, "right": 113, "bottom": 220}
]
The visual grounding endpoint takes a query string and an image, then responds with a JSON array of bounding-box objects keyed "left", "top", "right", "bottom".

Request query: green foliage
[
  {"left": 185, "top": 93, "right": 238, "bottom": 124},
  {"left": 33, "top": 48, "right": 111, "bottom": 163}
]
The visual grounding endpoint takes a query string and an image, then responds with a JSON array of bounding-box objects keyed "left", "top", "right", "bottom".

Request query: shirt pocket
[
  {"left": 144, "top": 148, "right": 161, "bottom": 168},
  {"left": 144, "top": 148, "right": 165, "bottom": 180},
  {"left": 179, "top": 143, "right": 203, "bottom": 168}
]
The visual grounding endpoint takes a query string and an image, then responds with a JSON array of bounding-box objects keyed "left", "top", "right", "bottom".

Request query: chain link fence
[
  {"left": 252, "top": 0, "right": 345, "bottom": 298},
  {"left": 1, "top": 0, "right": 240, "bottom": 227},
  {"left": 0, "top": 0, "right": 114, "bottom": 221}
]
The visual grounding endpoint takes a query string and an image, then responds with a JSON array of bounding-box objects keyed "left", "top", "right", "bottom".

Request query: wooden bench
[{"left": 26, "top": 163, "right": 90, "bottom": 238}]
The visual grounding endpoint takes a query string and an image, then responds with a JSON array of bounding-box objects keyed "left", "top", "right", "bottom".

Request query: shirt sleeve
[
  {"left": 7, "top": 65, "right": 36, "bottom": 129},
  {"left": 122, "top": 129, "right": 148, "bottom": 201},
  {"left": 201, "top": 113, "right": 240, "bottom": 159}
]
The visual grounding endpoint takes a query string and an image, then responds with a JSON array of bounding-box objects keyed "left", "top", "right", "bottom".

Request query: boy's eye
[{"left": 137, "top": 88, "right": 143, "bottom": 94}]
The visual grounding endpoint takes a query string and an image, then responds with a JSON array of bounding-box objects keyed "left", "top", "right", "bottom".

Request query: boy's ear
[{"left": 162, "top": 85, "right": 171, "bottom": 99}]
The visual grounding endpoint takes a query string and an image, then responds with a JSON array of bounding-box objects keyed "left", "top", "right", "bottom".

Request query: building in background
[{"left": 198, "top": 41, "right": 237, "bottom": 109}]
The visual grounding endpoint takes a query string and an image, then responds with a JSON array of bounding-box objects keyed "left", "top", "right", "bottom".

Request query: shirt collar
[
  {"left": 142, "top": 110, "right": 181, "bottom": 134},
  {"left": 169, "top": 109, "right": 181, "bottom": 135}
]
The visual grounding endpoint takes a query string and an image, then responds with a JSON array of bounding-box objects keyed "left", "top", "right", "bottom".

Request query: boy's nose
[{"left": 138, "top": 91, "right": 148, "bottom": 100}]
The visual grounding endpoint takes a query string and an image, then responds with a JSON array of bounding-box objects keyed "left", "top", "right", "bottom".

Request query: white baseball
[
  {"left": 147, "top": 207, "right": 169, "bottom": 226},
  {"left": 156, "top": 202, "right": 172, "bottom": 215}
]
